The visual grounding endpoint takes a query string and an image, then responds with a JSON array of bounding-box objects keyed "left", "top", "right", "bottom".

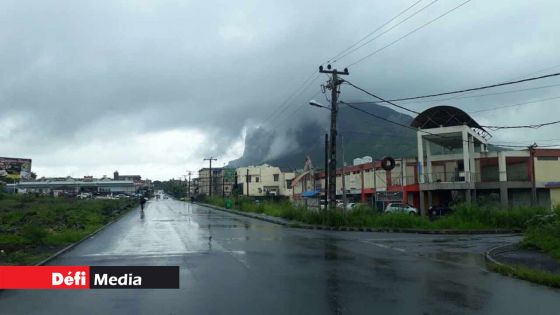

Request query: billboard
[{"left": 0, "top": 157, "right": 32, "bottom": 180}]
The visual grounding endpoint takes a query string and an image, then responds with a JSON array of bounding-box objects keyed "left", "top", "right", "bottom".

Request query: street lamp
[{"left": 308, "top": 100, "right": 331, "bottom": 110}]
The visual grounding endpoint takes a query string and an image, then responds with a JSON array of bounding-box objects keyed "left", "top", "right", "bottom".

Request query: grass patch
[
  {"left": 204, "top": 196, "right": 549, "bottom": 231},
  {"left": 0, "top": 193, "right": 135, "bottom": 265},
  {"left": 488, "top": 260, "right": 560, "bottom": 288},
  {"left": 521, "top": 211, "right": 560, "bottom": 260}
]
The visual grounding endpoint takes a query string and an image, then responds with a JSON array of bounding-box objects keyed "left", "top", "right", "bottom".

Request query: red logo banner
[{"left": 0, "top": 266, "right": 90, "bottom": 289}]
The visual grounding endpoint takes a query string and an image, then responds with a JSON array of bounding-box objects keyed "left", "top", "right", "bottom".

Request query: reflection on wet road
[{"left": 1, "top": 198, "right": 559, "bottom": 314}]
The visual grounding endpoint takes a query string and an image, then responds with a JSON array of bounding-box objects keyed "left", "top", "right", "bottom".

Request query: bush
[
  {"left": 522, "top": 207, "right": 560, "bottom": 260},
  {"left": 21, "top": 224, "right": 48, "bottom": 245},
  {"left": 204, "top": 197, "right": 552, "bottom": 231},
  {"left": 0, "top": 194, "right": 136, "bottom": 265}
]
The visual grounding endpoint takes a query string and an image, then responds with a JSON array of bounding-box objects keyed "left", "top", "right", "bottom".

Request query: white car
[
  {"left": 77, "top": 192, "right": 92, "bottom": 199},
  {"left": 336, "top": 202, "right": 356, "bottom": 210},
  {"left": 384, "top": 203, "right": 418, "bottom": 215}
]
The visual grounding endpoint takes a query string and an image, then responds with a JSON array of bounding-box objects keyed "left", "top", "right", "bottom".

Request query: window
[
  {"left": 247, "top": 175, "right": 251, "bottom": 182},
  {"left": 273, "top": 174, "right": 279, "bottom": 182},
  {"left": 256, "top": 177, "right": 260, "bottom": 183},
  {"left": 286, "top": 179, "right": 293, "bottom": 189},
  {"left": 537, "top": 156, "right": 558, "bottom": 161}
]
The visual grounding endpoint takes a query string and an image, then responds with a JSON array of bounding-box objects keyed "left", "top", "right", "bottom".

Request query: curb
[
  {"left": 200, "top": 203, "right": 522, "bottom": 235},
  {"left": 0, "top": 204, "right": 137, "bottom": 295},
  {"left": 34, "top": 205, "right": 138, "bottom": 266},
  {"left": 202, "top": 204, "right": 289, "bottom": 226},
  {"left": 484, "top": 242, "right": 560, "bottom": 288},
  {"left": 484, "top": 243, "right": 519, "bottom": 267}
]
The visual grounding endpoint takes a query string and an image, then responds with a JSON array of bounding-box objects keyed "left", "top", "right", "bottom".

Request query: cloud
[{"left": 1, "top": 0, "right": 560, "bottom": 179}]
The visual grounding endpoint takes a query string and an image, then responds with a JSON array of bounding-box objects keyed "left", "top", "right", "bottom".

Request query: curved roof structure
[{"left": 411, "top": 106, "right": 485, "bottom": 130}]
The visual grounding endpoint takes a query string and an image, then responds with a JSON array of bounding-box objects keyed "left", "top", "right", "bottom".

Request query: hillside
[{"left": 228, "top": 103, "right": 417, "bottom": 170}]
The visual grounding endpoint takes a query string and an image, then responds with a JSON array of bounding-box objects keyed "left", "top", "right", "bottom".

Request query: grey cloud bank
[{"left": 1, "top": 0, "right": 559, "bottom": 179}]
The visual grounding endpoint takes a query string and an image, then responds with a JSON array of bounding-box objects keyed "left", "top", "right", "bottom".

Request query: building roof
[
  {"left": 10, "top": 180, "right": 135, "bottom": 188},
  {"left": 411, "top": 106, "right": 486, "bottom": 131}
]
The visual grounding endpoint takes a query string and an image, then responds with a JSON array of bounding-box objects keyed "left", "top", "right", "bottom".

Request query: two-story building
[
  {"left": 197, "top": 167, "right": 236, "bottom": 196},
  {"left": 236, "top": 164, "right": 295, "bottom": 197},
  {"left": 309, "top": 106, "right": 560, "bottom": 214}
]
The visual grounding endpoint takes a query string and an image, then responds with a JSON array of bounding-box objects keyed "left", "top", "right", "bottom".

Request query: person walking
[{"left": 139, "top": 195, "right": 147, "bottom": 211}]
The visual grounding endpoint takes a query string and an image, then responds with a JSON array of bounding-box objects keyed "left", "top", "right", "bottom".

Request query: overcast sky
[{"left": 1, "top": 0, "right": 560, "bottom": 180}]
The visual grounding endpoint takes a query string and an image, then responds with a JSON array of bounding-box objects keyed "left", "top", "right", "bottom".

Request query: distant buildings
[
  {"left": 6, "top": 171, "right": 151, "bottom": 196},
  {"left": 197, "top": 167, "right": 236, "bottom": 196},
  {"left": 192, "top": 164, "right": 295, "bottom": 198}
]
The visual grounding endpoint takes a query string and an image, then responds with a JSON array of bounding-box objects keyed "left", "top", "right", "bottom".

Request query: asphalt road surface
[{"left": 1, "top": 198, "right": 559, "bottom": 314}]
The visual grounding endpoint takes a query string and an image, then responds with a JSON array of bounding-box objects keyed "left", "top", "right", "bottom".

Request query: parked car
[
  {"left": 336, "top": 202, "right": 356, "bottom": 210},
  {"left": 384, "top": 203, "right": 418, "bottom": 215},
  {"left": 77, "top": 192, "right": 92, "bottom": 199},
  {"left": 429, "top": 204, "right": 453, "bottom": 218}
]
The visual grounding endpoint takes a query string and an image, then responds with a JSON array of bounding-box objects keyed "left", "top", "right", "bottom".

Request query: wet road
[{"left": 1, "top": 198, "right": 559, "bottom": 314}]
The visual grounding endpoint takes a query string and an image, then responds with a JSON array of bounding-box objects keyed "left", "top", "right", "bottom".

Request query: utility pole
[
  {"left": 324, "top": 133, "right": 329, "bottom": 210},
  {"left": 203, "top": 157, "right": 217, "bottom": 196},
  {"left": 186, "top": 171, "right": 193, "bottom": 197},
  {"left": 319, "top": 64, "right": 349, "bottom": 209},
  {"left": 342, "top": 135, "right": 347, "bottom": 211},
  {"left": 529, "top": 143, "right": 537, "bottom": 206},
  {"left": 246, "top": 169, "right": 250, "bottom": 197},
  {"left": 222, "top": 173, "right": 225, "bottom": 198},
  {"left": 373, "top": 159, "right": 377, "bottom": 210}
]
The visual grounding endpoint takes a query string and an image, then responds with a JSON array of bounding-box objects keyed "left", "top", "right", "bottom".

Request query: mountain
[{"left": 228, "top": 103, "right": 417, "bottom": 170}]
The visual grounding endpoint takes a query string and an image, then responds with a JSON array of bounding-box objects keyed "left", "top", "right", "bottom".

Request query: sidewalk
[{"left": 488, "top": 244, "right": 560, "bottom": 275}]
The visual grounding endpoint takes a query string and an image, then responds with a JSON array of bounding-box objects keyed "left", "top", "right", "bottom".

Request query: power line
[
  {"left": 325, "top": 0, "right": 425, "bottom": 65},
  {"left": 328, "top": 93, "right": 560, "bottom": 116},
  {"left": 342, "top": 101, "right": 557, "bottom": 149},
  {"left": 344, "top": 80, "right": 420, "bottom": 114},
  {"left": 378, "top": 72, "right": 560, "bottom": 103},
  {"left": 396, "top": 83, "right": 560, "bottom": 105},
  {"left": 333, "top": 0, "right": 440, "bottom": 63},
  {"left": 260, "top": 72, "right": 320, "bottom": 126},
  {"left": 344, "top": 80, "right": 560, "bottom": 131},
  {"left": 469, "top": 95, "right": 560, "bottom": 114},
  {"left": 482, "top": 120, "right": 560, "bottom": 130},
  {"left": 493, "top": 143, "right": 560, "bottom": 148},
  {"left": 366, "top": 65, "right": 560, "bottom": 109},
  {"left": 347, "top": 0, "right": 473, "bottom": 67},
  {"left": 268, "top": 88, "right": 323, "bottom": 131},
  {"left": 342, "top": 101, "right": 419, "bottom": 131}
]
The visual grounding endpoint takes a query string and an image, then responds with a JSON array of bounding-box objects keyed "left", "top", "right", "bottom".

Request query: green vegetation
[
  {"left": 488, "top": 261, "right": 560, "bottom": 288},
  {"left": 204, "top": 196, "right": 550, "bottom": 231},
  {"left": 0, "top": 193, "right": 135, "bottom": 265},
  {"left": 521, "top": 210, "right": 560, "bottom": 260},
  {"left": 153, "top": 179, "right": 188, "bottom": 199}
]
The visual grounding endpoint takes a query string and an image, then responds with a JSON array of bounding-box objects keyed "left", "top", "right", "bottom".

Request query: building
[
  {"left": 7, "top": 177, "right": 136, "bottom": 196},
  {"left": 113, "top": 171, "right": 141, "bottom": 182},
  {"left": 313, "top": 157, "right": 418, "bottom": 209},
  {"left": 197, "top": 167, "right": 236, "bottom": 196},
  {"left": 236, "top": 164, "right": 295, "bottom": 197},
  {"left": 113, "top": 171, "right": 151, "bottom": 193},
  {"left": 310, "top": 106, "right": 560, "bottom": 213},
  {"left": 412, "top": 106, "right": 560, "bottom": 214}
]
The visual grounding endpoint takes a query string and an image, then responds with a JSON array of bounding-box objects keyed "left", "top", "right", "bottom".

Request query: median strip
[{"left": 200, "top": 202, "right": 522, "bottom": 235}]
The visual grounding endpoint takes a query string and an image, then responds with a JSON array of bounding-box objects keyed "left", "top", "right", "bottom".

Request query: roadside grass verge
[
  {"left": 204, "top": 196, "right": 549, "bottom": 231},
  {"left": 521, "top": 211, "right": 560, "bottom": 260},
  {"left": 487, "top": 260, "right": 560, "bottom": 288},
  {"left": 0, "top": 193, "right": 135, "bottom": 265}
]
